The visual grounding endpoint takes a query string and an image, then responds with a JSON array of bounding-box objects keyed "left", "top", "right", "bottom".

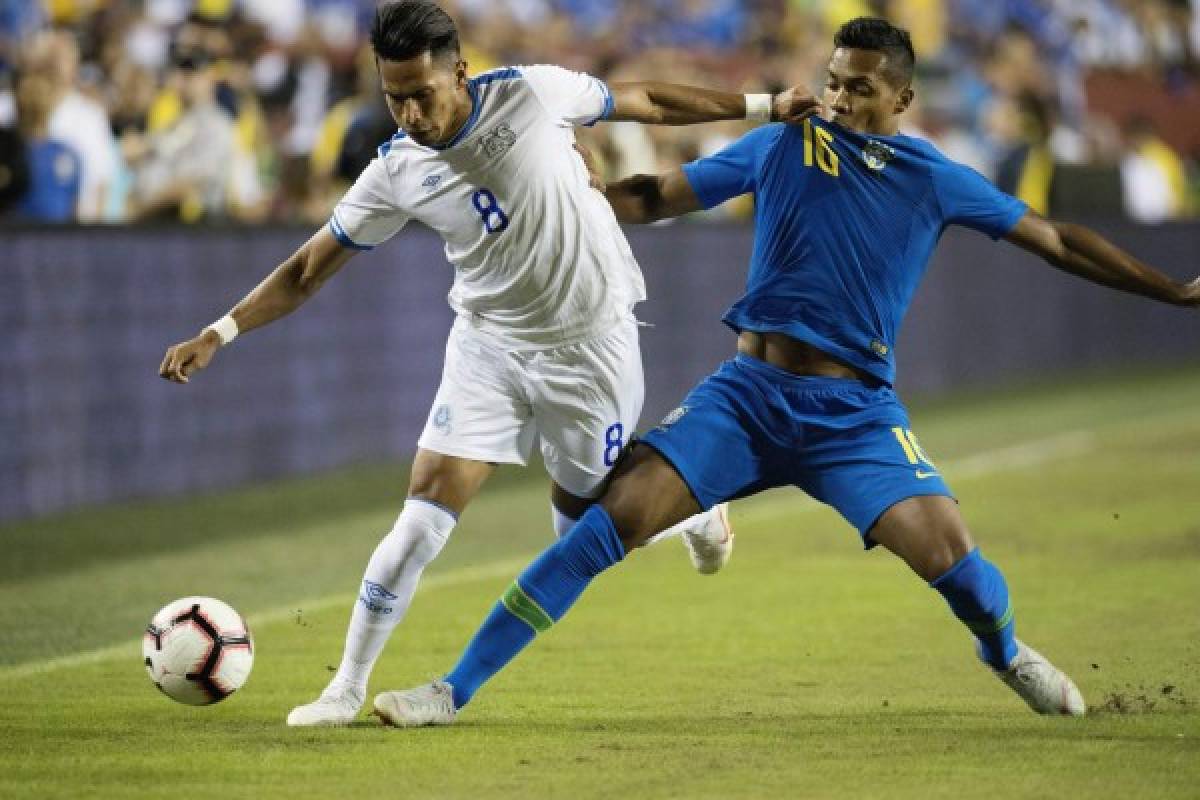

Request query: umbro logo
[
  {"left": 360, "top": 579, "right": 398, "bottom": 614},
  {"left": 422, "top": 174, "right": 442, "bottom": 190}
]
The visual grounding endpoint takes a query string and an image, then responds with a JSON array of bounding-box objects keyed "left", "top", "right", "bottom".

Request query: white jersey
[{"left": 331, "top": 65, "right": 646, "bottom": 346}]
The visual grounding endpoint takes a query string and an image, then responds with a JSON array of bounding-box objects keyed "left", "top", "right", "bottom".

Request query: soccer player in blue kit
[{"left": 374, "top": 18, "right": 1200, "bottom": 725}]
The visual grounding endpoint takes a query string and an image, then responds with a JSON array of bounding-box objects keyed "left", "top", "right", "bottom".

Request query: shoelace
[
  {"left": 432, "top": 682, "right": 454, "bottom": 706},
  {"left": 407, "top": 680, "right": 451, "bottom": 704}
]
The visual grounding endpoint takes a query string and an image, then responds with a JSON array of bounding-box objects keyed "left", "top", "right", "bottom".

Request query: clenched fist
[
  {"left": 771, "top": 88, "right": 823, "bottom": 125},
  {"left": 159, "top": 330, "right": 221, "bottom": 384}
]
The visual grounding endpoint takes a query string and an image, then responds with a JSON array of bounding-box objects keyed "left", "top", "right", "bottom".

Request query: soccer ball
[{"left": 143, "top": 596, "right": 254, "bottom": 705}]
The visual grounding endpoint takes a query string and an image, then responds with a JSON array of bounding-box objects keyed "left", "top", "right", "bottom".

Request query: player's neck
[
  {"left": 827, "top": 113, "right": 901, "bottom": 138},
  {"left": 862, "top": 118, "right": 901, "bottom": 137}
]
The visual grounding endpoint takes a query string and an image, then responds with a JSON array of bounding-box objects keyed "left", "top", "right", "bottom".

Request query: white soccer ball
[{"left": 143, "top": 596, "right": 254, "bottom": 705}]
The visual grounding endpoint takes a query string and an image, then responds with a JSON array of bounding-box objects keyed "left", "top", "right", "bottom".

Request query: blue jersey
[
  {"left": 682, "top": 118, "right": 1027, "bottom": 386},
  {"left": 18, "top": 139, "right": 81, "bottom": 222}
]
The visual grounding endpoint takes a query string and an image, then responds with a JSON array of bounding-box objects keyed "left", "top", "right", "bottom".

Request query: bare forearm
[
  {"left": 1051, "top": 222, "right": 1185, "bottom": 304},
  {"left": 601, "top": 167, "right": 703, "bottom": 225},
  {"left": 160, "top": 231, "right": 351, "bottom": 383},
  {"left": 605, "top": 175, "right": 666, "bottom": 224},
  {"left": 227, "top": 258, "right": 312, "bottom": 333},
  {"left": 225, "top": 235, "right": 351, "bottom": 334},
  {"left": 612, "top": 82, "right": 746, "bottom": 125}
]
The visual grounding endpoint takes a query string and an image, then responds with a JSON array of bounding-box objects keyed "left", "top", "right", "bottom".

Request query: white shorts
[{"left": 417, "top": 317, "right": 645, "bottom": 498}]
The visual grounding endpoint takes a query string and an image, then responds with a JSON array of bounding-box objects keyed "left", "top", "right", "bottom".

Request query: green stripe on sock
[
  {"left": 501, "top": 581, "right": 554, "bottom": 633},
  {"left": 967, "top": 602, "right": 1014, "bottom": 636}
]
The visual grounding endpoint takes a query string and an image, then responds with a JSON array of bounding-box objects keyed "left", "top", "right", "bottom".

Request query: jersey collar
[{"left": 432, "top": 80, "right": 481, "bottom": 151}]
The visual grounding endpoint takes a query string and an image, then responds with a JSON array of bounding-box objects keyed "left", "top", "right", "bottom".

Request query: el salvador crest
[{"left": 480, "top": 123, "right": 517, "bottom": 158}]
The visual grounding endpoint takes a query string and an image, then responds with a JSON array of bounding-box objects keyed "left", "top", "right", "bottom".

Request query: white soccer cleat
[
  {"left": 286, "top": 685, "right": 364, "bottom": 727},
  {"left": 987, "top": 639, "right": 1085, "bottom": 716},
  {"left": 681, "top": 503, "right": 735, "bottom": 575},
  {"left": 373, "top": 679, "right": 458, "bottom": 727}
]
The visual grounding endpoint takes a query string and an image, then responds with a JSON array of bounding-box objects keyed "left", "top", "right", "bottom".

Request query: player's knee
[
  {"left": 407, "top": 452, "right": 492, "bottom": 513},
  {"left": 922, "top": 523, "right": 975, "bottom": 582},
  {"left": 603, "top": 503, "right": 660, "bottom": 550},
  {"left": 600, "top": 480, "right": 662, "bottom": 548},
  {"left": 601, "top": 472, "right": 688, "bottom": 549},
  {"left": 601, "top": 443, "right": 700, "bottom": 549},
  {"left": 873, "top": 496, "right": 976, "bottom": 581},
  {"left": 370, "top": 502, "right": 454, "bottom": 581},
  {"left": 406, "top": 469, "right": 455, "bottom": 505}
]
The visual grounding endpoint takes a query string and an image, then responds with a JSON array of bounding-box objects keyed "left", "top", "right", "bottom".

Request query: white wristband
[
  {"left": 744, "top": 93, "right": 772, "bottom": 123},
  {"left": 205, "top": 314, "right": 239, "bottom": 346}
]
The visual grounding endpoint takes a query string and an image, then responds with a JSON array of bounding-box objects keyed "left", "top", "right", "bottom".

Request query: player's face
[
  {"left": 378, "top": 52, "right": 470, "bottom": 148},
  {"left": 823, "top": 48, "right": 913, "bottom": 135}
]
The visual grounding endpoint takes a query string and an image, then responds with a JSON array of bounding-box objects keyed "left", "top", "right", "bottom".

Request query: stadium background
[
  {"left": 2, "top": 0, "right": 1199, "bottom": 521},
  {"left": 0, "top": 4, "right": 1198, "bottom": 797}
]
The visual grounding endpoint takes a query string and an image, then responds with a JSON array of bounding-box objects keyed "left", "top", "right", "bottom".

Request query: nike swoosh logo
[{"left": 915, "top": 470, "right": 940, "bottom": 479}]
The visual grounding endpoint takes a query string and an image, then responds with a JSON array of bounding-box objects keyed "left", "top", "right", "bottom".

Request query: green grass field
[{"left": 2, "top": 368, "right": 1199, "bottom": 799}]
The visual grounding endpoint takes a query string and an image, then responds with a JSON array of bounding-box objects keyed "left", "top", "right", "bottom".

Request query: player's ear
[
  {"left": 894, "top": 86, "right": 914, "bottom": 115},
  {"left": 455, "top": 59, "right": 468, "bottom": 88}
]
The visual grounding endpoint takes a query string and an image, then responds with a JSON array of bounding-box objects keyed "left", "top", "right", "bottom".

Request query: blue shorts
[{"left": 640, "top": 354, "right": 953, "bottom": 546}]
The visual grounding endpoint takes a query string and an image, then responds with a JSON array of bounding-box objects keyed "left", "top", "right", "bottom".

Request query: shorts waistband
[
  {"left": 733, "top": 353, "right": 882, "bottom": 391},
  {"left": 454, "top": 312, "right": 638, "bottom": 351}
]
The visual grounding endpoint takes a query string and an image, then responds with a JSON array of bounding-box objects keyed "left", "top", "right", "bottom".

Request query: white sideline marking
[
  {"left": 944, "top": 430, "right": 1095, "bottom": 479},
  {"left": 736, "top": 430, "right": 1096, "bottom": 525},
  {"left": 0, "top": 558, "right": 532, "bottom": 682},
  {"left": 0, "top": 431, "right": 1097, "bottom": 681}
]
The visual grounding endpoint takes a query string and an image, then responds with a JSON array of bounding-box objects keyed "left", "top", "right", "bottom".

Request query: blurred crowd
[{"left": 0, "top": 0, "right": 1197, "bottom": 226}]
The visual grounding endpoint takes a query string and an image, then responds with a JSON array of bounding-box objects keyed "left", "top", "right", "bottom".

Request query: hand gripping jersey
[
  {"left": 331, "top": 66, "right": 646, "bottom": 346},
  {"left": 682, "top": 118, "right": 1028, "bottom": 386}
]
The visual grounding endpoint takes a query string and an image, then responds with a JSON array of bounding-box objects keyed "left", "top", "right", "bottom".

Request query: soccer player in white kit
[{"left": 159, "top": 0, "right": 819, "bottom": 727}]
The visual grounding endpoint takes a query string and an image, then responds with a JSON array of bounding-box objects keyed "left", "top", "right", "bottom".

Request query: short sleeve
[
  {"left": 518, "top": 64, "right": 613, "bottom": 127},
  {"left": 681, "top": 124, "right": 785, "bottom": 210},
  {"left": 934, "top": 160, "right": 1027, "bottom": 239},
  {"left": 330, "top": 157, "right": 410, "bottom": 250}
]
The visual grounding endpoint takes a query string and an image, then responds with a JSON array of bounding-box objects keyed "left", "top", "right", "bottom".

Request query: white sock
[
  {"left": 551, "top": 504, "right": 579, "bottom": 538},
  {"left": 645, "top": 505, "right": 724, "bottom": 547},
  {"left": 330, "top": 498, "right": 455, "bottom": 694}
]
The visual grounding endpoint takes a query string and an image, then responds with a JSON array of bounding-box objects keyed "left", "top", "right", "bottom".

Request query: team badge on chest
[
  {"left": 861, "top": 139, "right": 895, "bottom": 173},
  {"left": 480, "top": 123, "right": 517, "bottom": 159}
]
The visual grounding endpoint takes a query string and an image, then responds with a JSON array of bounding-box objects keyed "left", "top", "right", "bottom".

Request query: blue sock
[
  {"left": 444, "top": 505, "right": 626, "bottom": 708},
  {"left": 929, "top": 548, "right": 1017, "bottom": 670}
]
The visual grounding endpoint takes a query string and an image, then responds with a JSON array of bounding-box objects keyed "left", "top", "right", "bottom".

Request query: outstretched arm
[
  {"left": 575, "top": 119, "right": 776, "bottom": 226},
  {"left": 1005, "top": 211, "right": 1200, "bottom": 307},
  {"left": 159, "top": 225, "right": 357, "bottom": 383},
  {"left": 574, "top": 140, "right": 700, "bottom": 224},
  {"left": 602, "top": 168, "right": 704, "bottom": 224},
  {"left": 608, "top": 82, "right": 820, "bottom": 126}
]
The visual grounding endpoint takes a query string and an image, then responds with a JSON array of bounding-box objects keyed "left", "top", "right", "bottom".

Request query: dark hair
[
  {"left": 833, "top": 17, "right": 915, "bottom": 87},
  {"left": 371, "top": 1, "right": 460, "bottom": 64}
]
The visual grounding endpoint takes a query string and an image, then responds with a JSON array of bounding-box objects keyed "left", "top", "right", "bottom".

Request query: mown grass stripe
[
  {"left": 736, "top": 429, "right": 1097, "bottom": 526},
  {"left": 0, "top": 429, "right": 1106, "bottom": 681},
  {"left": 0, "top": 558, "right": 533, "bottom": 681}
]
